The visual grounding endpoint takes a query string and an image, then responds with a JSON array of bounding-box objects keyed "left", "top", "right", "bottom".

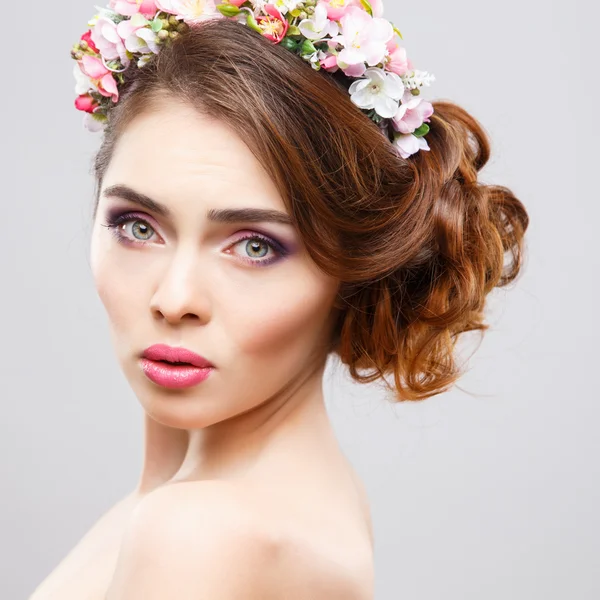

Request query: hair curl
[{"left": 91, "top": 18, "right": 529, "bottom": 402}]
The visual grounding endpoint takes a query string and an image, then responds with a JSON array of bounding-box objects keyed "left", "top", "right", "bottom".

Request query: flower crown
[{"left": 71, "top": 0, "right": 436, "bottom": 158}]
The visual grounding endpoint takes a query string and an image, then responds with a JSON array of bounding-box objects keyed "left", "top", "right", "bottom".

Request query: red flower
[
  {"left": 256, "top": 4, "right": 289, "bottom": 43},
  {"left": 81, "top": 30, "right": 99, "bottom": 53},
  {"left": 75, "top": 94, "right": 99, "bottom": 114}
]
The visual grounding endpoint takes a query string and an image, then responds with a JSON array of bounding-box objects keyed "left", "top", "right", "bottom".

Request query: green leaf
[
  {"left": 301, "top": 39, "right": 317, "bottom": 55},
  {"left": 392, "top": 24, "right": 403, "bottom": 40},
  {"left": 287, "top": 25, "right": 301, "bottom": 36},
  {"left": 150, "top": 18, "right": 163, "bottom": 32},
  {"left": 413, "top": 124, "right": 430, "bottom": 137},
  {"left": 280, "top": 37, "right": 299, "bottom": 51}
]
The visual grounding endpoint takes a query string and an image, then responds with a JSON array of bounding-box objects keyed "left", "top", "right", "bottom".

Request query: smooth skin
[{"left": 31, "top": 97, "right": 374, "bottom": 599}]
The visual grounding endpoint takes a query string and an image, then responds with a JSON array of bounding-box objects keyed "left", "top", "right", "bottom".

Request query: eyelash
[{"left": 100, "top": 212, "right": 288, "bottom": 268}]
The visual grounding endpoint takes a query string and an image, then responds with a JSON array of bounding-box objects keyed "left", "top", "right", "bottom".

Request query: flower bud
[
  {"left": 161, "top": 18, "right": 170, "bottom": 29},
  {"left": 305, "top": 0, "right": 316, "bottom": 5},
  {"left": 410, "top": 88, "right": 420, "bottom": 96},
  {"left": 298, "top": 11, "right": 307, "bottom": 19},
  {"left": 157, "top": 29, "right": 170, "bottom": 40},
  {"left": 168, "top": 15, "right": 179, "bottom": 27},
  {"left": 79, "top": 40, "right": 89, "bottom": 51},
  {"left": 413, "top": 123, "right": 429, "bottom": 137},
  {"left": 177, "top": 22, "right": 189, "bottom": 33},
  {"left": 169, "top": 30, "right": 180, "bottom": 40},
  {"left": 72, "top": 50, "right": 84, "bottom": 60},
  {"left": 305, "top": 6, "right": 314, "bottom": 14},
  {"left": 217, "top": 3, "right": 242, "bottom": 17}
]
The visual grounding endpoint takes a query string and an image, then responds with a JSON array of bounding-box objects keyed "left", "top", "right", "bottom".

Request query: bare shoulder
[
  {"left": 106, "top": 480, "right": 371, "bottom": 599},
  {"left": 106, "top": 481, "right": 281, "bottom": 599}
]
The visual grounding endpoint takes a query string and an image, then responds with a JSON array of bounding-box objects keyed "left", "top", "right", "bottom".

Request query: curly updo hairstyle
[{"left": 91, "top": 17, "right": 529, "bottom": 402}]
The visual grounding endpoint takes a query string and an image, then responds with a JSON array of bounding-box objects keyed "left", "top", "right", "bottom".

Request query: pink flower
[
  {"left": 74, "top": 94, "right": 99, "bottom": 114},
  {"left": 109, "top": 0, "right": 158, "bottom": 17},
  {"left": 80, "top": 30, "right": 99, "bottom": 53},
  {"left": 332, "top": 6, "right": 394, "bottom": 77},
  {"left": 256, "top": 4, "right": 289, "bottom": 43},
  {"left": 392, "top": 89, "right": 434, "bottom": 134},
  {"left": 318, "top": 0, "right": 383, "bottom": 20},
  {"left": 117, "top": 14, "right": 160, "bottom": 54},
  {"left": 79, "top": 55, "right": 119, "bottom": 102},
  {"left": 228, "top": 0, "right": 247, "bottom": 5},
  {"left": 385, "top": 40, "right": 408, "bottom": 76},
  {"left": 320, "top": 52, "right": 339, "bottom": 71},
  {"left": 318, "top": 0, "right": 361, "bottom": 21},
  {"left": 90, "top": 16, "right": 130, "bottom": 66}
]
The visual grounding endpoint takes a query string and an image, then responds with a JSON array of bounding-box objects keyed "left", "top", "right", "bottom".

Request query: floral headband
[{"left": 71, "top": 0, "right": 435, "bottom": 158}]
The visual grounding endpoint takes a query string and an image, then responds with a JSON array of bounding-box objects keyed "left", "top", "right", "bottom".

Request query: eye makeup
[{"left": 100, "top": 209, "right": 292, "bottom": 268}]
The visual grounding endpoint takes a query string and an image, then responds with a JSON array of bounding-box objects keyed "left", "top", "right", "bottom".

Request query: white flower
[
  {"left": 305, "top": 49, "right": 328, "bottom": 70},
  {"left": 73, "top": 63, "right": 93, "bottom": 96},
  {"left": 392, "top": 133, "right": 430, "bottom": 159},
  {"left": 133, "top": 27, "right": 160, "bottom": 53},
  {"left": 298, "top": 3, "right": 339, "bottom": 41},
  {"left": 137, "top": 53, "right": 154, "bottom": 67},
  {"left": 249, "top": 0, "right": 268, "bottom": 17},
  {"left": 83, "top": 112, "right": 107, "bottom": 133},
  {"left": 401, "top": 69, "right": 436, "bottom": 90},
  {"left": 155, "top": 0, "right": 221, "bottom": 23},
  {"left": 348, "top": 67, "right": 404, "bottom": 119}
]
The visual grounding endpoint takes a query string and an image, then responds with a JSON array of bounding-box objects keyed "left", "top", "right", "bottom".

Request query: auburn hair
[{"left": 91, "top": 18, "right": 529, "bottom": 402}]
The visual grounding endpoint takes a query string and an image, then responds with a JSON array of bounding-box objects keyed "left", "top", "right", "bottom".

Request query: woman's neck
[{"left": 134, "top": 360, "right": 334, "bottom": 493}]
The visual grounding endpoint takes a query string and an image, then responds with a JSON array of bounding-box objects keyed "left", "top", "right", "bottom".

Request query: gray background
[{"left": 1, "top": 1, "right": 598, "bottom": 598}]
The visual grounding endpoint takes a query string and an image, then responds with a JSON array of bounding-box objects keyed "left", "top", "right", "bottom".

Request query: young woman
[{"left": 32, "top": 2, "right": 528, "bottom": 598}]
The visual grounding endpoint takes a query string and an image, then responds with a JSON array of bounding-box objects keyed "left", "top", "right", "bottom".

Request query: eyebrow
[{"left": 102, "top": 184, "right": 294, "bottom": 226}]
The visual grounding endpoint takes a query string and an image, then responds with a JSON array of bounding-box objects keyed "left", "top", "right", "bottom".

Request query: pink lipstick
[{"left": 140, "top": 344, "right": 214, "bottom": 389}]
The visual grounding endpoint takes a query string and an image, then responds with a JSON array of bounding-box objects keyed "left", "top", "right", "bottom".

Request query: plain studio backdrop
[{"left": 1, "top": 1, "right": 597, "bottom": 598}]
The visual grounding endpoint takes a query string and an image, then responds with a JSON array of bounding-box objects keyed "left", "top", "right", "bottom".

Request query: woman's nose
[{"left": 149, "top": 252, "right": 211, "bottom": 325}]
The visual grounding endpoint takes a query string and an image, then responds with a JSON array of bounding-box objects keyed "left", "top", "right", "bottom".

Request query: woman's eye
[
  {"left": 121, "top": 219, "right": 155, "bottom": 242},
  {"left": 102, "top": 214, "right": 158, "bottom": 245},
  {"left": 228, "top": 235, "right": 284, "bottom": 267}
]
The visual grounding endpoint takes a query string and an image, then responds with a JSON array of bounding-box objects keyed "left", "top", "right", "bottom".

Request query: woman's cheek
[
  {"left": 229, "top": 281, "right": 336, "bottom": 356},
  {"left": 93, "top": 253, "right": 138, "bottom": 331}
]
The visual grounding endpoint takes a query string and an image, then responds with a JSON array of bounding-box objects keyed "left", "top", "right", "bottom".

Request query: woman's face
[{"left": 90, "top": 98, "right": 341, "bottom": 430}]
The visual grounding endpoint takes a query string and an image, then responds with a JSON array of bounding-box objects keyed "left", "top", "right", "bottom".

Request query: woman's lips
[
  {"left": 140, "top": 358, "right": 213, "bottom": 389},
  {"left": 141, "top": 343, "right": 214, "bottom": 368}
]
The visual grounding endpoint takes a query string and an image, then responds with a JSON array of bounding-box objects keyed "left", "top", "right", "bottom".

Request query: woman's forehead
[{"left": 103, "top": 103, "right": 286, "bottom": 214}]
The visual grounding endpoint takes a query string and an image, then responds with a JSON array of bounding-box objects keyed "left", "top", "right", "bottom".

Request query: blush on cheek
[{"left": 232, "top": 291, "right": 335, "bottom": 360}]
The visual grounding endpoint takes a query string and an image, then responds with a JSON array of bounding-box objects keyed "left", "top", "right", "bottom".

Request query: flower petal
[
  {"left": 80, "top": 54, "right": 108, "bottom": 79},
  {"left": 373, "top": 94, "right": 399, "bottom": 118},
  {"left": 382, "top": 72, "right": 404, "bottom": 100},
  {"left": 351, "top": 87, "right": 376, "bottom": 109}
]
